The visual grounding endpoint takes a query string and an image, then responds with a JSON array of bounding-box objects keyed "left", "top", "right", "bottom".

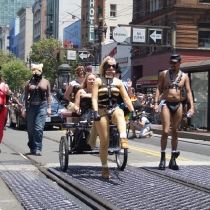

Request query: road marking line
[
  {"left": 57, "top": 133, "right": 190, "bottom": 161},
  {"left": 129, "top": 146, "right": 190, "bottom": 161}
]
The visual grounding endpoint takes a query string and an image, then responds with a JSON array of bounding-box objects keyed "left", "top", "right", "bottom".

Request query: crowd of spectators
[{"left": 132, "top": 91, "right": 161, "bottom": 124}]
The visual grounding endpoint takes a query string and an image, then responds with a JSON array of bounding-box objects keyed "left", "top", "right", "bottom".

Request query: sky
[{"left": 58, "top": 0, "right": 82, "bottom": 43}]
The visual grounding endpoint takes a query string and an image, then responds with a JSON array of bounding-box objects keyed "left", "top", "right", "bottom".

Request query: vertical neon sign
[{"left": 88, "top": 0, "right": 94, "bottom": 43}]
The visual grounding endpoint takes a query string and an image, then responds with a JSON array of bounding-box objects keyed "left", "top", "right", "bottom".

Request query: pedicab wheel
[
  {"left": 59, "top": 136, "right": 69, "bottom": 171},
  {"left": 115, "top": 148, "right": 128, "bottom": 171}
]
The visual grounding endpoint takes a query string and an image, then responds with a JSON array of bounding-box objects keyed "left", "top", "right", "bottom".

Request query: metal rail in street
[{"left": 2, "top": 136, "right": 210, "bottom": 209}]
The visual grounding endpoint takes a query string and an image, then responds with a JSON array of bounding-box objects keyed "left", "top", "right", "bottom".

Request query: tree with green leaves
[
  {"left": 29, "top": 37, "right": 62, "bottom": 86},
  {"left": 0, "top": 50, "right": 16, "bottom": 67},
  {"left": 29, "top": 37, "right": 83, "bottom": 86},
  {"left": 2, "top": 59, "right": 31, "bottom": 92}
]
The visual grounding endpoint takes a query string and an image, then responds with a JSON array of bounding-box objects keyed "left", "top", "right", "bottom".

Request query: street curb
[{"left": 152, "top": 129, "right": 210, "bottom": 141}]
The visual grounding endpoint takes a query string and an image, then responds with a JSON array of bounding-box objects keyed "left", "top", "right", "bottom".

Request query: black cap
[{"left": 170, "top": 54, "right": 181, "bottom": 62}]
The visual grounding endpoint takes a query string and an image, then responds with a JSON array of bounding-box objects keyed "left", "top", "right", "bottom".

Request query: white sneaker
[{"left": 149, "top": 131, "right": 153, "bottom": 138}]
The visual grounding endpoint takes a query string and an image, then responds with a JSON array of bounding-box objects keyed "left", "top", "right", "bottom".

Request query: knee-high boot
[
  {"left": 158, "top": 152, "right": 166, "bottom": 170},
  {"left": 169, "top": 151, "right": 180, "bottom": 170}
]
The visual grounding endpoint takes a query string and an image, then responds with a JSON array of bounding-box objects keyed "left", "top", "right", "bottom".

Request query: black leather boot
[
  {"left": 169, "top": 151, "right": 180, "bottom": 170},
  {"left": 158, "top": 152, "right": 166, "bottom": 170}
]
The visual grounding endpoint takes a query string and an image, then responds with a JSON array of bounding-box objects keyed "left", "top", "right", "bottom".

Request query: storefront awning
[{"left": 136, "top": 75, "right": 158, "bottom": 85}]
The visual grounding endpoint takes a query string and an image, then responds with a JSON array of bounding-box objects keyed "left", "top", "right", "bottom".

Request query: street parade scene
[{"left": 0, "top": 0, "right": 210, "bottom": 209}]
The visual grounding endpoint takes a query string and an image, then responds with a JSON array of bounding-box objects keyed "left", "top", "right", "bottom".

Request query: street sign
[
  {"left": 113, "top": 27, "right": 128, "bottom": 43},
  {"left": 78, "top": 51, "right": 90, "bottom": 61},
  {"left": 131, "top": 28, "right": 146, "bottom": 43},
  {"left": 66, "top": 50, "right": 76, "bottom": 61},
  {"left": 148, "top": 29, "right": 162, "bottom": 44},
  {"left": 92, "top": 63, "right": 100, "bottom": 74}
]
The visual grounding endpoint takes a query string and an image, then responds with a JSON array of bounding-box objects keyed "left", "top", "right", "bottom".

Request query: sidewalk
[{"left": 151, "top": 124, "right": 210, "bottom": 141}]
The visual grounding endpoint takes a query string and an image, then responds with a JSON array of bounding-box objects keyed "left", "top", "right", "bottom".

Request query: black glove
[
  {"left": 93, "top": 111, "right": 101, "bottom": 121},
  {"left": 131, "top": 110, "right": 137, "bottom": 121}
]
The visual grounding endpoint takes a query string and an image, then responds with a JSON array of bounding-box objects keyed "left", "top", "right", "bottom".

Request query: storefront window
[{"left": 191, "top": 72, "right": 208, "bottom": 129}]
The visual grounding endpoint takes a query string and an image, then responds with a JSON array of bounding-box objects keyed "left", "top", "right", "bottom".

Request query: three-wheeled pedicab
[{"left": 59, "top": 111, "right": 128, "bottom": 172}]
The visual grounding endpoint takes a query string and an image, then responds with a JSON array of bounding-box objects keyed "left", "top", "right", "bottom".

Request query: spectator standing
[
  {"left": 21, "top": 64, "right": 51, "bottom": 156},
  {"left": 0, "top": 72, "right": 9, "bottom": 151},
  {"left": 153, "top": 54, "right": 194, "bottom": 170}
]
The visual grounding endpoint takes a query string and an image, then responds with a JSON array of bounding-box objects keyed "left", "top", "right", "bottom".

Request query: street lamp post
[
  {"left": 94, "top": 15, "right": 107, "bottom": 64},
  {"left": 57, "top": 63, "right": 71, "bottom": 89}
]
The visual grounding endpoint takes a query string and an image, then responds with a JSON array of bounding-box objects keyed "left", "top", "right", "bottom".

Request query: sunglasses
[{"left": 107, "top": 64, "right": 116, "bottom": 69}]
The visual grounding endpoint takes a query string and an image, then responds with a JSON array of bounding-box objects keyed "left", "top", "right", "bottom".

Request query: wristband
[{"left": 154, "top": 102, "right": 158, "bottom": 104}]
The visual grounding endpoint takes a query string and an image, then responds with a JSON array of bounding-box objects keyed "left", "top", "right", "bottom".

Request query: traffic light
[{"left": 56, "top": 50, "right": 60, "bottom": 62}]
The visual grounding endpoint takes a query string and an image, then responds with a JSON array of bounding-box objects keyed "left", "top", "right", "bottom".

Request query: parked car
[{"left": 8, "top": 93, "right": 66, "bottom": 130}]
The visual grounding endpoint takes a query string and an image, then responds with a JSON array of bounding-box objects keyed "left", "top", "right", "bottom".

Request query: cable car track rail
[{"left": 2, "top": 135, "right": 210, "bottom": 209}]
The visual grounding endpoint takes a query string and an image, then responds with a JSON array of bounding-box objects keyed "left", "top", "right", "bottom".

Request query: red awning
[{"left": 136, "top": 75, "right": 158, "bottom": 85}]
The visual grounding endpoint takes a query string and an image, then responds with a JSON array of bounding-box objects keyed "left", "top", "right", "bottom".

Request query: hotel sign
[{"left": 88, "top": 0, "right": 94, "bottom": 43}]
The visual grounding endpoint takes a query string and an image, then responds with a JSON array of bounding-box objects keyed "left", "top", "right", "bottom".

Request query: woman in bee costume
[{"left": 92, "top": 56, "right": 136, "bottom": 179}]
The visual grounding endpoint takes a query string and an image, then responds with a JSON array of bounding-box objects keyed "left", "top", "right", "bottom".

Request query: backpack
[
  {"left": 72, "top": 127, "right": 91, "bottom": 151},
  {"left": 139, "top": 112, "right": 153, "bottom": 123}
]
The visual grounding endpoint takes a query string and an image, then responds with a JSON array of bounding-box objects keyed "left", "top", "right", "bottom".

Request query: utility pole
[{"left": 171, "top": 22, "right": 177, "bottom": 54}]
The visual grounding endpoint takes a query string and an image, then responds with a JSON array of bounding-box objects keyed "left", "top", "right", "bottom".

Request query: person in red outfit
[{"left": 0, "top": 72, "right": 9, "bottom": 150}]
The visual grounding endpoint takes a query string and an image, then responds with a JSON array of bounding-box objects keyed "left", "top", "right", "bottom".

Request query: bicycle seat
[{"left": 61, "top": 111, "right": 73, "bottom": 117}]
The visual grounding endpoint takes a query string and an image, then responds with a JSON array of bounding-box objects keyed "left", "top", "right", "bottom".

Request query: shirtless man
[{"left": 153, "top": 54, "right": 194, "bottom": 170}]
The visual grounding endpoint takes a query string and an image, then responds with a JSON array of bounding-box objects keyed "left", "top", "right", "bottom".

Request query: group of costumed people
[
  {"left": 64, "top": 56, "right": 136, "bottom": 179},
  {"left": 1, "top": 54, "right": 193, "bottom": 179}
]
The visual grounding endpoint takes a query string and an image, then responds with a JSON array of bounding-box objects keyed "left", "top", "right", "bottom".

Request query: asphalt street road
[{"left": 2, "top": 126, "right": 210, "bottom": 169}]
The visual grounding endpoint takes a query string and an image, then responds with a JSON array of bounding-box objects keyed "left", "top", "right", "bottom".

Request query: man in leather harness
[{"left": 153, "top": 54, "right": 194, "bottom": 170}]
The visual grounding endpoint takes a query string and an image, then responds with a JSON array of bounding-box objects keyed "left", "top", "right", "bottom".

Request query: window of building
[
  {"left": 110, "top": 4, "right": 116, "bottom": 18},
  {"left": 199, "top": 0, "right": 210, "bottom": 3},
  {"left": 145, "top": 1, "right": 150, "bottom": 14},
  {"left": 150, "top": 0, "right": 159, "bottom": 12},
  {"left": 198, "top": 23, "right": 210, "bottom": 47},
  {"left": 110, "top": 26, "right": 115, "bottom": 39},
  {"left": 136, "top": 0, "right": 142, "bottom": 18}
]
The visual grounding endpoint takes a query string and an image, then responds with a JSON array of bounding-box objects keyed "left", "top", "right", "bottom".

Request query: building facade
[
  {"left": 0, "top": 0, "right": 35, "bottom": 26},
  {"left": 80, "top": 0, "right": 133, "bottom": 64},
  {"left": 0, "top": 0, "right": 35, "bottom": 53},
  {"left": 17, "top": 7, "right": 33, "bottom": 61},
  {"left": 58, "top": 0, "right": 82, "bottom": 45},
  {"left": 32, "top": 0, "right": 46, "bottom": 42},
  {"left": 0, "top": 26, "right": 9, "bottom": 54},
  {"left": 63, "top": 20, "right": 81, "bottom": 49},
  {"left": 45, "top": 0, "right": 59, "bottom": 39},
  {"left": 130, "top": 0, "right": 210, "bottom": 130},
  {"left": 8, "top": 17, "right": 20, "bottom": 57}
]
